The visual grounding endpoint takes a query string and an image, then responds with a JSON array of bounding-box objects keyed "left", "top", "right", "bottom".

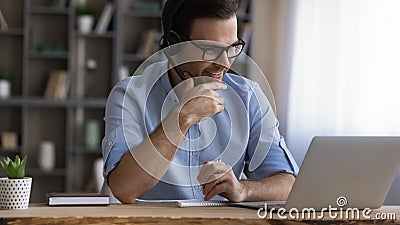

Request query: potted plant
[
  {"left": 0, "top": 71, "right": 11, "bottom": 98},
  {"left": 0, "top": 155, "right": 32, "bottom": 210},
  {"left": 75, "top": 3, "right": 94, "bottom": 34}
]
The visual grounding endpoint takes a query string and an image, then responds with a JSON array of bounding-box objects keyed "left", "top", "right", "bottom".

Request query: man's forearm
[
  {"left": 240, "top": 173, "right": 295, "bottom": 201},
  {"left": 109, "top": 108, "right": 192, "bottom": 203}
]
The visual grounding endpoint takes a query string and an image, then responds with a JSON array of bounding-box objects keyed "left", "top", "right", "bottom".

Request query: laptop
[{"left": 235, "top": 136, "right": 400, "bottom": 211}]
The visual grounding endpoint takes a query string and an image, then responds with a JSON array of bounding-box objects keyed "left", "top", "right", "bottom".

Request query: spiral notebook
[
  {"left": 135, "top": 199, "right": 231, "bottom": 207},
  {"left": 135, "top": 199, "right": 285, "bottom": 209}
]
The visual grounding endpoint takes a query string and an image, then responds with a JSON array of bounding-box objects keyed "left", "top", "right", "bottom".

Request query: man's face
[{"left": 172, "top": 16, "right": 238, "bottom": 83}]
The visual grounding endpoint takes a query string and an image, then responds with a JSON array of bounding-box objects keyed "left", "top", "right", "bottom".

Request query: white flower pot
[
  {"left": 77, "top": 15, "right": 94, "bottom": 34},
  {"left": 0, "top": 177, "right": 32, "bottom": 210},
  {"left": 0, "top": 79, "right": 11, "bottom": 98}
]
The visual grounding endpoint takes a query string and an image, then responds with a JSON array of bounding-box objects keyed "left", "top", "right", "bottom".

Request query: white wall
[
  {"left": 251, "top": 0, "right": 400, "bottom": 205},
  {"left": 251, "top": 0, "right": 296, "bottom": 137}
]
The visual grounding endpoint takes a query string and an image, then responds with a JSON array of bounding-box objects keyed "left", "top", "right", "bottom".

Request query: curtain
[{"left": 286, "top": 0, "right": 400, "bottom": 203}]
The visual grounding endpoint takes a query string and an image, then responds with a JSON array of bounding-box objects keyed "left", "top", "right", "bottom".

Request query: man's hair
[{"left": 162, "top": 0, "right": 239, "bottom": 38}]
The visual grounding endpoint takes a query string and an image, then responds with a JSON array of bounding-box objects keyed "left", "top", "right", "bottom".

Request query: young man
[{"left": 102, "top": 0, "right": 298, "bottom": 204}]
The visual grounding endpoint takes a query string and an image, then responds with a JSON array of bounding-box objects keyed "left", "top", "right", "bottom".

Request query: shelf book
[
  {"left": 94, "top": 2, "right": 113, "bottom": 34},
  {"left": 0, "top": 9, "right": 9, "bottom": 31},
  {"left": 47, "top": 193, "right": 110, "bottom": 206},
  {"left": 136, "top": 29, "right": 159, "bottom": 58},
  {"left": 44, "top": 70, "right": 70, "bottom": 100},
  {"left": 1, "top": 132, "right": 18, "bottom": 150}
]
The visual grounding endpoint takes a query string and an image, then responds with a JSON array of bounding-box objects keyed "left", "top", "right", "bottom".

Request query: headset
[{"left": 161, "top": 0, "right": 188, "bottom": 80}]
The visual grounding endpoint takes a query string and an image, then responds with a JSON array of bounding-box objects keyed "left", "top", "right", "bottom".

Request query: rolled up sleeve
[
  {"left": 246, "top": 81, "right": 299, "bottom": 179},
  {"left": 252, "top": 136, "right": 299, "bottom": 179},
  {"left": 101, "top": 78, "right": 145, "bottom": 182}
]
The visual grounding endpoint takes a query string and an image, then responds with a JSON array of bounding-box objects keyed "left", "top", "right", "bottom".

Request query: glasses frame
[{"left": 181, "top": 36, "right": 246, "bottom": 62}]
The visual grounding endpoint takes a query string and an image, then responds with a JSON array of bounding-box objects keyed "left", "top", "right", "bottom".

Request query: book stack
[
  {"left": 44, "top": 70, "right": 70, "bottom": 99},
  {"left": 47, "top": 193, "right": 110, "bottom": 206}
]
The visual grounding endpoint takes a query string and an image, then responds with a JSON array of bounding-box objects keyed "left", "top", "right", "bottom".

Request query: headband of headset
[{"left": 162, "top": 0, "right": 186, "bottom": 47}]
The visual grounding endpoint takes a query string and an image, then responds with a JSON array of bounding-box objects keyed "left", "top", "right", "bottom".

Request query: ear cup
[
  {"left": 166, "top": 31, "right": 181, "bottom": 55},
  {"left": 168, "top": 31, "right": 180, "bottom": 45}
]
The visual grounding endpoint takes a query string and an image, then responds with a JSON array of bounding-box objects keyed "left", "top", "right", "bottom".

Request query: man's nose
[{"left": 213, "top": 50, "right": 231, "bottom": 68}]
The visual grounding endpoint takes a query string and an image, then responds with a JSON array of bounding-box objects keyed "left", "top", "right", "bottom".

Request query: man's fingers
[
  {"left": 204, "top": 182, "right": 228, "bottom": 201},
  {"left": 213, "top": 96, "right": 224, "bottom": 105},
  {"left": 202, "top": 174, "right": 224, "bottom": 195},
  {"left": 174, "top": 77, "right": 194, "bottom": 99},
  {"left": 175, "top": 80, "right": 226, "bottom": 104},
  {"left": 183, "top": 73, "right": 195, "bottom": 85},
  {"left": 197, "top": 162, "right": 227, "bottom": 184},
  {"left": 194, "top": 92, "right": 224, "bottom": 104},
  {"left": 201, "top": 81, "right": 227, "bottom": 91}
]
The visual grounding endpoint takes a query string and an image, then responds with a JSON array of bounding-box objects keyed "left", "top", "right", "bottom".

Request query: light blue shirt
[{"left": 102, "top": 61, "right": 298, "bottom": 200}]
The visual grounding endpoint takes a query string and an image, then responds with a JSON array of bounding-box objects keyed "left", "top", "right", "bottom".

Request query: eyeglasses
[{"left": 183, "top": 36, "right": 246, "bottom": 61}]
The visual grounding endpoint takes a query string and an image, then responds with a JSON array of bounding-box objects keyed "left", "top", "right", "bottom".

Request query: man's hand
[
  {"left": 197, "top": 161, "right": 296, "bottom": 202},
  {"left": 174, "top": 76, "right": 227, "bottom": 125},
  {"left": 197, "top": 160, "right": 247, "bottom": 202}
]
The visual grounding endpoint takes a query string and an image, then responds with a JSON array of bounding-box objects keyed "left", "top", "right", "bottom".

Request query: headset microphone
[{"left": 163, "top": 49, "right": 187, "bottom": 80}]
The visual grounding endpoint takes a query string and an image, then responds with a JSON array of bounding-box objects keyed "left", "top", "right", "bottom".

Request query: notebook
[
  {"left": 47, "top": 192, "right": 110, "bottom": 206},
  {"left": 135, "top": 199, "right": 231, "bottom": 207},
  {"left": 135, "top": 199, "right": 289, "bottom": 209}
]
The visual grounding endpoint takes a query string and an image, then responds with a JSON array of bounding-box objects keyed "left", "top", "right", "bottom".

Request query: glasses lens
[
  {"left": 192, "top": 38, "right": 245, "bottom": 61},
  {"left": 227, "top": 44, "right": 243, "bottom": 58},
  {"left": 203, "top": 48, "right": 222, "bottom": 61},
  {"left": 203, "top": 45, "right": 244, "bottom": 61}
]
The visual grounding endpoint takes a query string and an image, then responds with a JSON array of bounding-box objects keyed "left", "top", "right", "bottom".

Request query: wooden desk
[{"left": 1, "top": 204, "right": 399, "bottom": 225}]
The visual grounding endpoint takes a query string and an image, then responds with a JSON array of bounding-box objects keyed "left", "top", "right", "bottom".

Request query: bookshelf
[{"left": 0, "top": 0, "right": 253, "bottom": 202}]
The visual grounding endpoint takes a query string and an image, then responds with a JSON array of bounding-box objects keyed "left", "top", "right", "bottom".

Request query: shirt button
[
  {"left": 192, "top": 151, "right": 198, "bottom": 156},
  {"left": 108, "top": 141, "right": 113, "bottom": 146}
]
